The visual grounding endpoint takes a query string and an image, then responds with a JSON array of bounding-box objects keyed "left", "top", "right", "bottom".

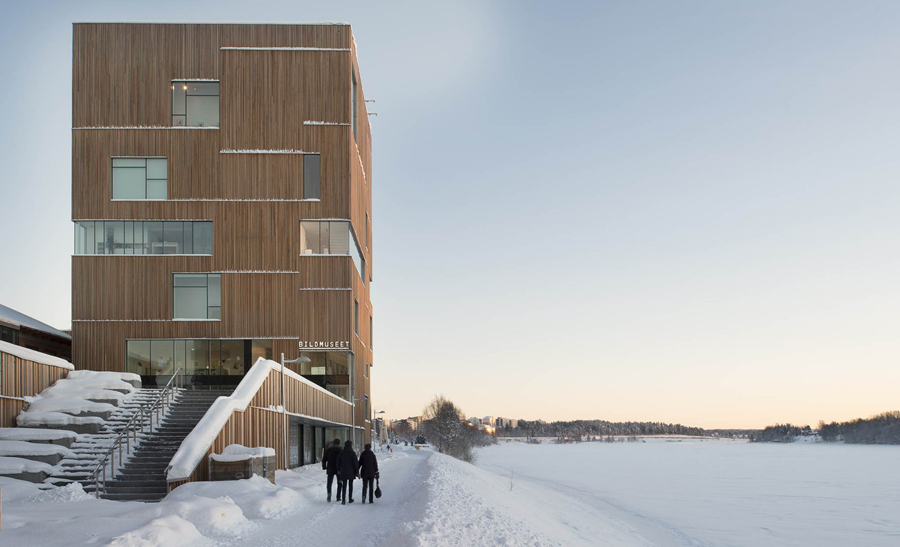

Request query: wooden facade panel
[
  {"left": 72, "top": 129, "right": 220, "bottom": 219},
  {"left": 74, "top": 24, "right": 350, "bottom": 128},
  {"left": 1, "top": 352, "right": 70, "bottom": 427},
  {"left": 219, "top": 50, "right": 350, "bottom": 151},
  {"left": 297, "top": 290, "right": 351, "bottom": 343},
  {"left": 299, "top": 256, "right": 351, "bottom": 289}
]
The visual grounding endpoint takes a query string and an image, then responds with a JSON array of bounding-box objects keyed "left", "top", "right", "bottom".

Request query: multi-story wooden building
[{"left": 71, "top": 23, "right": 374, "bottom": 450}]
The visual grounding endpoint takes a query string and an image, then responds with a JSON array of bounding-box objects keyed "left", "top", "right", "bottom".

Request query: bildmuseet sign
[{"left": 298, "top": 340, "right": 350, "bottom": 349}]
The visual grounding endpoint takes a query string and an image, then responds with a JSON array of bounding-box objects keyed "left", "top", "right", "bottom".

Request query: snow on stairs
[
  {"left": 46, "top": 388, "right": 165, "bottom": 489},
  {"left": 99, "top": 389, "right": 231, "bottom": 502}
]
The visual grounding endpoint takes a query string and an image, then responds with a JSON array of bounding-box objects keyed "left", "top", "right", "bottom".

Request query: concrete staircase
[{"left": 98, "top": 389, "right": 231, "bottom": 502}]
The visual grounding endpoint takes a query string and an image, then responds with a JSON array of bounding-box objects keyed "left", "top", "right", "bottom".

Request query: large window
[
  {"left": 174, "top": 273, "right": 221, "bottom": 320},
  {"left": 112, "top": 158, "right": 167, "bottom": 200},
  {"left": 126, "top": 339, "right": 272, "bottom": 377},
  {"left": 300, "top": 220, "right": 366, "bottom": 283},
  {"left": 74, "top": 221, "right": 212, "bottom": 255},
  {"left": 303, "top": 154, "right": 320, "bottom": 200},
  {"left": 299, "top": 351, "right": 353, "bottom": 401},
  {"left": 172, "top": 81, "right": 219, "bottom": 127}
]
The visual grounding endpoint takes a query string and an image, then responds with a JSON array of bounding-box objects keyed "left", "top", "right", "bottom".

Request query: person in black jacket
[
  {"left": 336, "top": 440, "right": 359, "bottom": 505},
  {"left": 322, "top": 438, "right": 342, "bottom": 502},
  {"left": 358, "top": 443, "right": 379, "bottom": 504}
]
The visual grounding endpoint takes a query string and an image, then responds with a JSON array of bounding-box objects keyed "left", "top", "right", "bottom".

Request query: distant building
[{"left": 0, "top": 304, "right": 71, "bottom": 361}]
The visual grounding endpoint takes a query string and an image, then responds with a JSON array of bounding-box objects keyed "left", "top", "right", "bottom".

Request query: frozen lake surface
[{"left": 477, "top": 439, "right": 900, "bottom": 546}]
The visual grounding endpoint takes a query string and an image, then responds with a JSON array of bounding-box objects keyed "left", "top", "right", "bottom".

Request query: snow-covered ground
[
  {"left": 477, "top": 439, "right": 900, "bottom": 546},
  {"left": 1, "top": 439, "right": 897, "bottom": 545}
]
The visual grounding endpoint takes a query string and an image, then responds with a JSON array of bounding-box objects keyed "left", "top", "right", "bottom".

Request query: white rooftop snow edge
[{"left": 0, "top": 340, "right": 74, "bottom": 371}]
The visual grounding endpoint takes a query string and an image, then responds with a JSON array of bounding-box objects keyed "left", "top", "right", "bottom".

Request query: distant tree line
[
  {"left": 749, "top": 424, "right": 811, "bottom": 443},
  {"left": 818, "top": 411, "right": 900, "bottom": 444},
  {"left": 751, "top": 411, "right": 900, "bottom": 444},
  {"left": 503, "top": 419, "right": 706, "bottom": 439}
]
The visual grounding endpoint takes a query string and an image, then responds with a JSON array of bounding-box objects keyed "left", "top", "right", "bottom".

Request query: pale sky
[{"left": 2, "top": 1, "right": 899, "bottom": 429}]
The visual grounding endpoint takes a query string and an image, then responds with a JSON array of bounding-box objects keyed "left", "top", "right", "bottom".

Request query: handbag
[{"left": 374, "top": 478, "right": 382, "bottom": 499}]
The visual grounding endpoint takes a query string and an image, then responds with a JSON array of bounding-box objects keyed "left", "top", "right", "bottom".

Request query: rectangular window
[
  {"left": 300, "top": 220, "right": 366, "bottom": 284},
  {"left": 127, "top": 339, "right": 272, "bottom": 379},
  {"left": 172, "top": 81, "right": 219, "bottom": 127},
  {"left": 299, "top": 351, "right": 353, "bottom": 401},
  {"left": 369, "top": 316, "right": 373, "bottom": 348},
  {"left": 112, "top": 158, "right": 167, "bottom": 200},
  {"left": 303, "top": 154, "right": 320, "bottom": 200},
  {"left": 354, "top": 299, "right": 359, "bottom": 335},
  {"left": 352, "top": 70, "right": 358, "bottom": 143},
  {"left": 173, "top": 273, "right": 221, "bottom": 320},
  {"left": 74, "top": 221, "right": 212, "bottom": 255}
]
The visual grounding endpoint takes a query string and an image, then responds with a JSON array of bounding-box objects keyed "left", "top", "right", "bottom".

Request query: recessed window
[
  {"left": 171, "top": 81, "right": 219, "bottom": 127},
  {"left": 74, "top": 221, "right": 212, "bottom": 255},
  {"left": 173, "top": 273, "right": 221, "bottom": 320},
  {"left": 300, "top": 220, "right": 366, "bottom": 284},
  {"left": 354, "top": 299, "right": 359, "bottom": 335},
  {"left": 369, "top": 316, "right": 373, "bottom": 348},
  {"left": 303, "top": 154, "right": 320, "bottom": 200},
  {"left": 299, "top": 351, "right": 352, "bottom": 401},
  {"left": 112, "top": 158, "right": 167, "bottom": 200}
]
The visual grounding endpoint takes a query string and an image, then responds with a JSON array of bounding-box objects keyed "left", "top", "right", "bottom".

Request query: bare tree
[{"left": 421, "top": 395, "right": 477, "bottom": 462}]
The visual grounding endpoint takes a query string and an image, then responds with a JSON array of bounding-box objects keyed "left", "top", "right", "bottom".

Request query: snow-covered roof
[
  {"left": 0, "top": 340, "right": 74, "bottom": 371},
  {"left": 0, "top": 304, "right": 71, "bottom": 340}
]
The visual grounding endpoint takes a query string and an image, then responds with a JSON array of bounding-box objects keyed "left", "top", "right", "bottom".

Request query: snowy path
[{"left": 229, "top": 449, "right": 431, "bottom": 547}]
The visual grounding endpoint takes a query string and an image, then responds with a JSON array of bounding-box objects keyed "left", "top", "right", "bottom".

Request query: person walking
[
  {"left": 322, "top": 438, "right": 342, "bottom": 502},
  {"left": 359, "top": 443, "right": 379, "bottom": 504},
  {"left": 336, "top": 440, "right": 359, "bottom": 505}
]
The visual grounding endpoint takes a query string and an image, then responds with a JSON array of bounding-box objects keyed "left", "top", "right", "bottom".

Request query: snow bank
[
  {"left": 17, "top": 411, "right": 104, "bottom": 428},
  {"left": 167, "top": 475, "right": 302, "bottom": 519},
  {"left": 167, "top": 357, "right": 350, "bottom": 481},
  {"left": 0, "top": 427, "right": 78, "bottom": 443},
  {"left": 109, "top": 514, "right": 212, "bottom": 547},
  {"left": 64, "top": 370, "right": 140, "bottom": 391},
  {"left": 210, "top": 444, "right": 276, "bottom": 463},
  {"left": 33, "top": 481, "right": 94, "bottom": 503},
  {"left": 0, "top": 440, "right": 74, "bottom": 459},
  {"left": 0, "top": 340, "right": 73, "bottom": 370},
  {"left": 25, "top": 396, "right": 117, "bottom": 416},
  {"left": 0, "top": 456, "right": 55, "bottom": 475}
]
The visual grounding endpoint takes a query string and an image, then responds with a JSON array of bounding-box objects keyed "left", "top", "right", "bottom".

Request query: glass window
[
  {"left": 352, "top": 70, "right": 358, "bottom": 143},
  {"left": 164, "top": 222, "right": 184, "bottom": 254},
  {"left": 150, "top": 340, "right": 175, "bottom": 375},
  {"left": 172, "top": 81, "right": 219, "bottom": 127},
  {"left": 369, "top": 316, "right": 373, "bottom": 348},
  {"left": 75, "top": 220, "right": 212, "bottom": 256},
  {"left": 354, "top": 299, "right": 359, "bottom": 335},
  {"left": 299, "top": 351, "right": 352, "bottom": 401},
  {"left": 303, "top": 154, "right": 320, "bottom": 200},
  {"left": 173, "top": 273, "right": 221, "bottom": 320},
  {"left": 112, "top": 158, "right": 167, "bottom": 200},
  {"left": 193, "top": 222, "right": 213, "bottom": 254},
  {"left": 126, "top": 340, "right": 151, "bottom": 376},
  {"left": 299, "top": 220, "right": 366, "bottom": 282}
]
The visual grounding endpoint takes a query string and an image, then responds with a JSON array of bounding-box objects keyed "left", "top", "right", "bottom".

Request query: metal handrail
[{"left": 90, "top": 368, "right": 183, "bottom": 498}]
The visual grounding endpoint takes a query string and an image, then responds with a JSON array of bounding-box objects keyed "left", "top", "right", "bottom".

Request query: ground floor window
[
  {"left": 299, "top": 351, "right": 352, "bottom": 402},
  {"left": 126, "top": 339, "right": 273, "bottom": 378}
]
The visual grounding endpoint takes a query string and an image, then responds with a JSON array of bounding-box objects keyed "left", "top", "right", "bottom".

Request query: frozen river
[{"left": 476, "top": 438, "right": 900, "bottom": 546}]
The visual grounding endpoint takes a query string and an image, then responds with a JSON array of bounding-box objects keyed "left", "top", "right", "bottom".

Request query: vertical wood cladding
[
  {"left": 0, "top": 352, "right": 70, "bottom": 427},
  {"left": 73, "top": 23, "right": 373, "bottom": 445}
]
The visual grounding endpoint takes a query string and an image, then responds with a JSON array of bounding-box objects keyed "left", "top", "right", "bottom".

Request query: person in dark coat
[
  {"left": 322, "top": 438, "right": 342, "bottom": 502},
  {"left": 358, "top": 443, "right": 379, "bottom": 504},
  {"left": 336, "top": 440, "right": 359, "bottom": 505}
]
